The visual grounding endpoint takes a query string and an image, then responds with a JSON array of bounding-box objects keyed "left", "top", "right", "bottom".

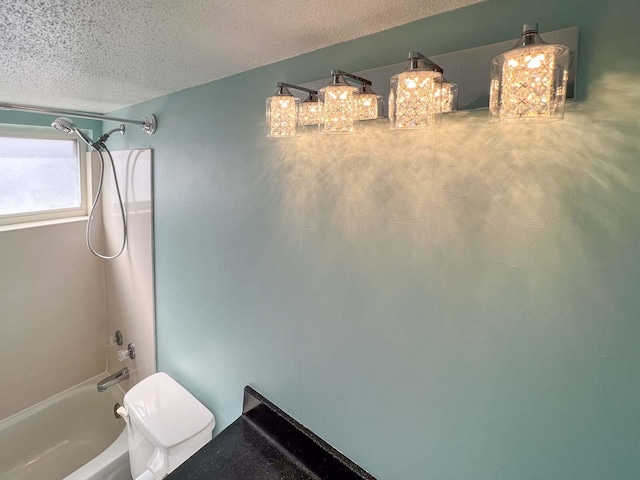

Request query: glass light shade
[
  {"left": 490, "top": 25, "right": 570, "bottom": 122},
  {"left": 357, "top": 94, "right": 383, "bottom": 120},
  {"left": 266, "top": 89, "right": 300, "bottom": 137},
  {"left": 298, "top": 98, "right": 323, "bottom": 126},
  {"left": 390, "top": 68, "right": 443, "bottom": 129},
  {"left": 319, "top": 81, "right": 359, "bottom": 134},
  {"left": 437, "top": 81, "right": 458, "bottom": 113},
  {"left": 357, "top": 84, "right": 383, "bottom": 121}
]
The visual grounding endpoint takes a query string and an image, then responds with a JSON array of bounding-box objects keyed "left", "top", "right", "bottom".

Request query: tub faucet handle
[
  {"left": 107, "top": 330, "right": 123, "bottom": 346},
  {"left": 118, "top": 343, "right": 136, "bottom": 362}
]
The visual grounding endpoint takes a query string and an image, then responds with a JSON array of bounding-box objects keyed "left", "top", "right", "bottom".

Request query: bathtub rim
[{"left": 0, "top": 371, "right": 125, "bottom": 430}]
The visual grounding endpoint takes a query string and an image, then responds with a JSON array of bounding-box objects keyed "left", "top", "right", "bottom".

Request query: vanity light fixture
[
  {"left": 298, "top": 92, "right": 323, "bottom": 126},
  {"left": 265, "top": 24, "right": 576, "bottom": 137},
  {"left": 266, "top": 83, "right": 321, "bottom": 135},
  {"left": 438, "top": 78, "right": 459, "bottom": 113},
  {"left": 319, "top": 70, "right": 372, "bottom": 134},
  {"left": 490, "top": 23, "right": 570, "bottom": 122},
  {"left": 390, "top": 52, "right": 444, "bottom": 129},
  {"left": 357, "top": 83, "right": 383, "bottom": 121},
  {"left": 266, "top": 83, "right": 299, "bottom": 137}
]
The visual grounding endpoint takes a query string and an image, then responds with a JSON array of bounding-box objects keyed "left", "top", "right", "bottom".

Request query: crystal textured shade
[
  {"left": 266, "top": 94, "right": 300, "bottom": 137},
  {"left": 319, "top": 84, "right": 359, "bottom": 134},
  {"left": 390, "top": 70, "right": 443, "bottom": 129},
  {"left": 437, "top": 81, "right": 458, "bottom": 113},
  {"left": 357, "top": 93, "right": 382, "bottom": 121},
  {"left": 490, "top": 28, "right": 569, "bottom": 122},
  {"left": 298, "top": 100, "right": 323, "bottom": 126}
]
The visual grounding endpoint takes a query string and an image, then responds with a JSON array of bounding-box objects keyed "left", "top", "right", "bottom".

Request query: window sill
[{"left": 0, "top": 215, "right": 89, "bottom": 233}]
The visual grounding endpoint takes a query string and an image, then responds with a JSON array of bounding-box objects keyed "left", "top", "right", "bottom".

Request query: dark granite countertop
[{"left": 167, "top": 386, "right": 376, "bottom": 480}]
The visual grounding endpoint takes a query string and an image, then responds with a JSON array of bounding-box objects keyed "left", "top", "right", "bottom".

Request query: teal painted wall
[{"left": 108, "top": 0, "right": 640, "bottom": 478}]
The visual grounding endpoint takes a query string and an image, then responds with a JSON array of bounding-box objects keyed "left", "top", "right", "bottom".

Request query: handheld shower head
[
  {"left": 51, "top": 117, "right": 74, "bottom": 134},
  {"left": 47, "top": 114, "right": 129, "bottom": 259},
  {"left": 51, "top": 116, "right": 98, "bottom": 148},
  {"left": 52, "top": 115, "right": 126, "bottom": 152}
]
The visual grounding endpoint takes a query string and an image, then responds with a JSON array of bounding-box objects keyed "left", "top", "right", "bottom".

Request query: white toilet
[{"left": 116, "top": 372, "right": 215, "bottom": 480}]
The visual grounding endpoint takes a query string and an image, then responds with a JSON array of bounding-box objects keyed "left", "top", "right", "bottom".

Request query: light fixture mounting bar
[
  {"left": 276, "top": 82, "right": 318, "bottom": 95},
  {"left": 407, "top": 52, "right": 444, "bottom": 74},
  {"left": 330, "top": 70, "right": 372, "bottom": 86}
]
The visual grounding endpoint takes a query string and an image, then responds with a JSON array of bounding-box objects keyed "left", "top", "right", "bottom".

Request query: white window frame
[{"left": 0, "top": 123, "right": 91, "bottom": 227}]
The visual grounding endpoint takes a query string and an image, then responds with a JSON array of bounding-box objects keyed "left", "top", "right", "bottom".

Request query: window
[{"left": 0, "top": 125, "right": 88, "bottom": 226}]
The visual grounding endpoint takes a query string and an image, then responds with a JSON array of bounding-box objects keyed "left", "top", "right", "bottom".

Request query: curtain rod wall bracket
[{"left": 142, "top": 115, "right": 157, "bottom": 134}]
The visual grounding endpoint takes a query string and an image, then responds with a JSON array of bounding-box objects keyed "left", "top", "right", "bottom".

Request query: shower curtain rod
[{"left": 0, "top": 102, "right": 157, "bottom": 134}]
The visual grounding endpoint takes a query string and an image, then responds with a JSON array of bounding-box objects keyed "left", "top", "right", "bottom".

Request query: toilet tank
[{"left": 123, "top": 373, "right": 215, "bottom": 479}]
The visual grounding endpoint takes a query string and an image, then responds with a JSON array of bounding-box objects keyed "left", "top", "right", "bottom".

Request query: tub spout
[{"left": 97, "top": 367, "right": 129, "bottom": 392}]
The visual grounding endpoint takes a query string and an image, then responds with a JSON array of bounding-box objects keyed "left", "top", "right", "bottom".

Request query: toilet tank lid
[{"left": 124, "top": 372, "right": 215, "bottom": 449}]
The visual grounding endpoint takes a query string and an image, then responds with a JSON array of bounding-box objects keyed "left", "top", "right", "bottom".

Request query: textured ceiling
[{"left": 0, "top": 0, "right": 482, "bottom": 113}]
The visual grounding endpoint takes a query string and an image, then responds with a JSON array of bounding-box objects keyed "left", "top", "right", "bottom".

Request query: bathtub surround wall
[
  {"left": 102, "top": 149, "right": 155, "bottom": 390},
  {"left": 109, "top": 0, "right": 640, "bottom": 478},
  {"left": 0, "top": 111, "right": 154, "bottom": 419},
  {"left": 0, "top": 118, "right": 106, "bottom": 420},
  {"left": 0, "top": 147, "right": 152, "bottom": 478},
  {"left": 0, "top": 221, "right": 106, "bottom": 420}
]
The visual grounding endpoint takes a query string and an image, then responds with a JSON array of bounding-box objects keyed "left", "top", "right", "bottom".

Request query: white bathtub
[{"left": 0, "top": 374, "right": 132, "bottom": 480}]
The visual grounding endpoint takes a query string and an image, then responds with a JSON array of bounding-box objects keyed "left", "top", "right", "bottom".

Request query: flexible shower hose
[{"left": 86, "top": 144, "right": 127, "bottom": 259}]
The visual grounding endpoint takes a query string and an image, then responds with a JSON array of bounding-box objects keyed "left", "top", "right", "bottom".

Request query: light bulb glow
[
  {"left": 267, "top": 95, "right": 298, "bottom": 137},
  {"left": 357, "top": 93, "right": 381, "bottom": 120},
  {"left": 390, "top": 70, "right": 442, "bottom": 128},
  {"left": 299, "top": 101, "right": 323, "bottom": 126},
  {"left": 320, "top": 85, "right": 358, "bottom": 134}
]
